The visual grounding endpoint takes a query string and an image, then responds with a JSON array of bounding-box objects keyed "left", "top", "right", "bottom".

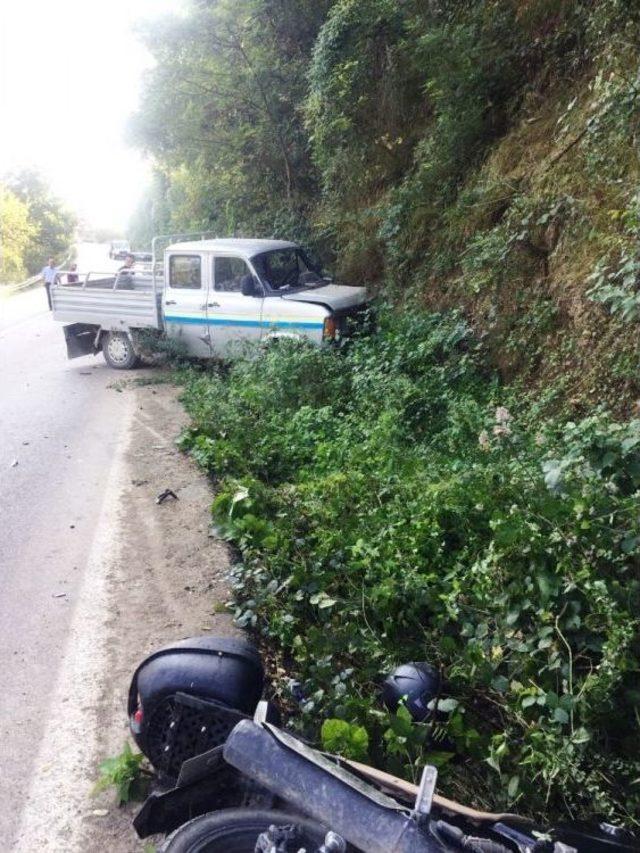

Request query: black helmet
[
  {"left": 128, "top": 636, "right": 264, "bottom": 780},
  {"left": 381, "top": 662, "right": 441, "bottom": 722}
]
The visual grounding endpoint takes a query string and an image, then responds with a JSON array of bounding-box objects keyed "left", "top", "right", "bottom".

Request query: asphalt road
[{"left": 0, "top": 244, "right": 133, "bottom": 847}]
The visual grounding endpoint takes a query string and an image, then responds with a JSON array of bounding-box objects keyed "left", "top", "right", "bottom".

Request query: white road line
[
  {"left": 133, "top": 412, "right": 171, "bottom": 446},
  {"left": 11, "top": 392, "right": 134, "bottom": 852}
]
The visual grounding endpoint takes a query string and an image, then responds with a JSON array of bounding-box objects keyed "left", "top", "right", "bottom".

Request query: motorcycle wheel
[{"left": 159, "top": 808, "right": 332, "bottom": 853}]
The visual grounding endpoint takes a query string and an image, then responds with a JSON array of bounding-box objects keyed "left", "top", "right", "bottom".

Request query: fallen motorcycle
[{"left": 128, "top": 637, "right": 640, "bottom": 853}]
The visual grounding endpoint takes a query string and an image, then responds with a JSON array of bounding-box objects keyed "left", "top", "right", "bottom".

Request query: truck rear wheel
[{"left": 102, "top": 331, "right": 139, "bottom": 370}]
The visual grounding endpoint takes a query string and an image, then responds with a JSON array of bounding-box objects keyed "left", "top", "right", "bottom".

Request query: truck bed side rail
[{"left": 51, "top": 271, "right": 162, "bottom": 329}]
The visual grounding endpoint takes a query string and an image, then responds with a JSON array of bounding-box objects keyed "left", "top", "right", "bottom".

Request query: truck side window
[
  {"left": 214, "top": 256, "right": 251, "bottom": 292},
  {"left": 169, "top": 255, "right": 202, "bottom": 289}
]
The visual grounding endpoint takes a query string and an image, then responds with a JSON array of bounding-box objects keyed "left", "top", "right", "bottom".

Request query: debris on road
[
  {"left": 156, "top": 488, "right": 178, "bottom": 504},
  {"left": 131, "top": 478, "right": 149, "bottom": 487},
  {"left": 10, "top": 459, "right": 18, "bottom": 467},
  {"left": 52, "top": 592, "right": 67, "bottom": 599}
]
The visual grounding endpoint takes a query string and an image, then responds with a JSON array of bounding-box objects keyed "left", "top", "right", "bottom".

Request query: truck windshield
[{"left": 252, "top": 248, "right": 324, "bottom": 291}]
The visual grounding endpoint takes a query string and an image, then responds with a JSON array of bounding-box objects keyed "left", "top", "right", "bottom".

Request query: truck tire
[
  {"left": 159, "top": 809, "right": 330, "bottom": 853},
  {"left": 102, "top": 331, "right": 139, "bottom": 369}
]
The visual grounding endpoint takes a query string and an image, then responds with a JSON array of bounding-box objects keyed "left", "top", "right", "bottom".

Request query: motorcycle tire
[{"left": 159, "top": 808, "right": 332, "bottom": 853}]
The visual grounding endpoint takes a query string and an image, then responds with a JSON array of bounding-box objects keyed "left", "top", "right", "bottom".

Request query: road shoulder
[
  {"left": 86, "top": 380, "right": 239, "bottom": 852},
  {"left": 16, "top": 379, "right": 237, "bottom": 853}
]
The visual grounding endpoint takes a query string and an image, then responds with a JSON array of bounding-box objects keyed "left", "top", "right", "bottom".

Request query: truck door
[
  {"left": 207, "top": 255, "right": 264, "bottom": 356},
  {"left": 163, "top": 253, "right": 212, "bottom": 357}
]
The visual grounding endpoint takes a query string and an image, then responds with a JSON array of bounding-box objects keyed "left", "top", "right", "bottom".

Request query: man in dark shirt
[{"left": 116, "top": 254, "right": 136, "bottom": 289}]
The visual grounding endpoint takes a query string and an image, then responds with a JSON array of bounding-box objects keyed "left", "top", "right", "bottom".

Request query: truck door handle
[
  {"left": 208, "top": 301, "right": 220, "bottom": 308},
  {"left": 165, "top": 300, "right": 177, "bottom": 305}
]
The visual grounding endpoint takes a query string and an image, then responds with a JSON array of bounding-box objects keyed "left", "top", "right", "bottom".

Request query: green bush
[
  {"left": 180, "top": 310, "right": 640, "bottom": 826},
  {"left": 94, "top": 742, "right": 148, "bottom": 805}
]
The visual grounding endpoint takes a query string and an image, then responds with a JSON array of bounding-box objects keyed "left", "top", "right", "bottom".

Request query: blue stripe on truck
[{"left": 164, "top": 315, "right": 324, "bottom": 330}]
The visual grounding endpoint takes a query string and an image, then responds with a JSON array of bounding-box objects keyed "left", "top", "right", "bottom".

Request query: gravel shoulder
[{"left": 15, "top": 377, "right": 237, "bottom": 853}]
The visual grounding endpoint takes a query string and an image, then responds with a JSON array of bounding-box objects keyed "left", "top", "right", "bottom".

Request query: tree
[
  {"left": 4, "top": 169, "right": 76, "bottom": 273},
  {"left": 0, "top": 186, "right": 35, "bottom": 283},
  {"left": 127, "top": 170, "right": 172, "bottom": 249},
  {"left": 129, "top": 0, "right": 332, "bottom": 245}
]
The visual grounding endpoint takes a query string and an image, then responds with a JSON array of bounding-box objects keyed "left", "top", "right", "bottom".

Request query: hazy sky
[{"left": 0, "top": 0, "right": 182, "bottom": 230}]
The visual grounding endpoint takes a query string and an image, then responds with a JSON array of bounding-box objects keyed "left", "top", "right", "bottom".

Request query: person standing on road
[{"left": 41, "top": 257, "right": 58, "bottom": 309}]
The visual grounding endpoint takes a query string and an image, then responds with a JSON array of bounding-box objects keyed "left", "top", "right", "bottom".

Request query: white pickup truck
[{"left": 51, "top": 238, "right": 371, "bottom": 369}]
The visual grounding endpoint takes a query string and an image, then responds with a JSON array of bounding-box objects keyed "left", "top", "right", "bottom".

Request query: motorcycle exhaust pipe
[{"left": 223, "top": 720, "right": 440, "bottom": 853}]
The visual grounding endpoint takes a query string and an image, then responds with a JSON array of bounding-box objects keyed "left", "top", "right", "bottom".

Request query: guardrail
[
  {"left": 4, "top": 249, "right": 76, "bottom": 295},
  {"left": 3, "top": 273, "right": 42, "bottom": 295}
]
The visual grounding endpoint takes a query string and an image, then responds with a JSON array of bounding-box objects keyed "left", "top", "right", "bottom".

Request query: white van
[{"left": 109, "top": 240, "right": 131, "bottom": 260}]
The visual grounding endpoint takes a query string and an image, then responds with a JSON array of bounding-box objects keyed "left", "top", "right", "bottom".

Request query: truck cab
[{"left": 163, "top": 239, "right": 368, "bottom": 358}]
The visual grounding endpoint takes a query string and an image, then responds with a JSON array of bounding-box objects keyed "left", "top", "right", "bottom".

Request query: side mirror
[{"left": 241, "top": 274, "right": 260, "bottom": 297}]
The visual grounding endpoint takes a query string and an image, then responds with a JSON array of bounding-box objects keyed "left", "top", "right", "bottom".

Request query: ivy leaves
[
  {"left": 321, "top": 718, "right": 369, "bottom": 761},
  {"left": 94, "top": 743, "right": 147, "bottom": 805},
  {"left": 180, "top": 309, "right": 640, "bottom": 825}
]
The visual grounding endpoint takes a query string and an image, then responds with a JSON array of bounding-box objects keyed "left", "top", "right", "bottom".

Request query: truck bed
[{"left": 51, "top": 275, "right": 162, "bottom": 330}]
